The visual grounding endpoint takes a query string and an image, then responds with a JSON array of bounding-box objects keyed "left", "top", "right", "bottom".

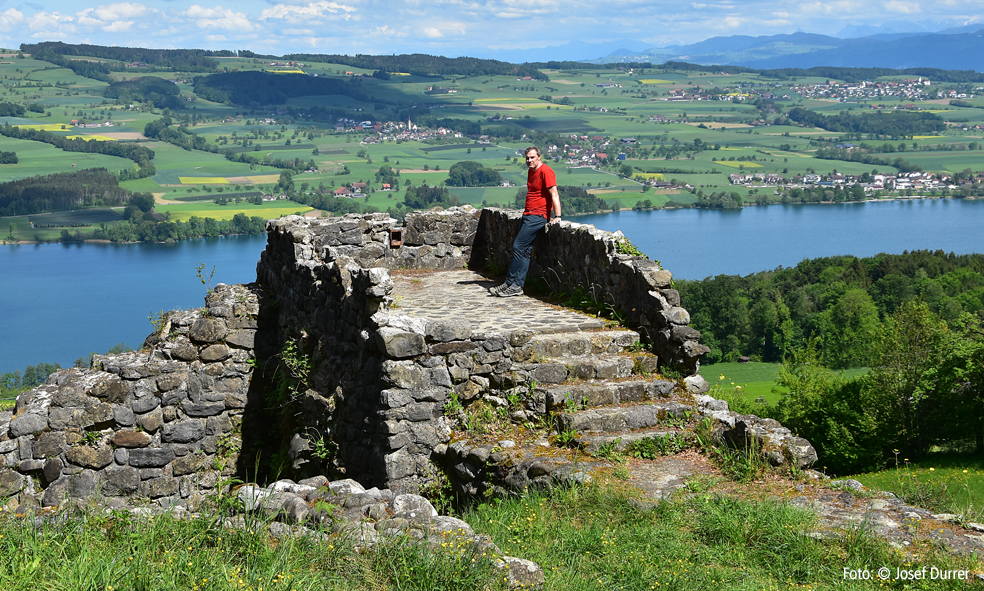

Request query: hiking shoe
[
  {"left": 489, "top": 283, "right": 508, "bottom": 296},
  {"left": 494, "top": 283, "right": 524, "bottom": 297}
]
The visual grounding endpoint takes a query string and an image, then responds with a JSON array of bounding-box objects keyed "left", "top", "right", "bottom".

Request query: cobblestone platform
[{"left": 391, "top": 270, "right": 605, "bottom": 336}]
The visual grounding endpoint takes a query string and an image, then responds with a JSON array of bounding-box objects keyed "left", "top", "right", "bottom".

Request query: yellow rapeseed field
[
  {"left": 13, "top": 123, "right": 71, "bottom": 131},
  {"left": 66, "top": 135, "right": 116, "bottom": 141},
  {"left": 179, "top": 177, "right": 231, "bottom": 185}
]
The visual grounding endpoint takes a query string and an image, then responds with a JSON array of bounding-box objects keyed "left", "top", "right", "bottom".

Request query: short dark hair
[{"left": 524, "top": 146, "right": 541, "bottom": 157}]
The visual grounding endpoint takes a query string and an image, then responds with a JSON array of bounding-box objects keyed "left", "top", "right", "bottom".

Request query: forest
[
  {"left": 282, "top": 53, "right": 546, "bottom": 80},
  {"left": 678, "top": 250, "right": 984, "bottom": 366},
  {"left": 786, "top": 107, "right": 946, "bottom": 137},
  {"left": 0, "top": 102, "right": 25, "bottom": 117},
  {"left": 104, "top": 76, "right": 184, "bottom": 111},
  {"left": 0, "top": 168, "right": 133, "bottom": 216},
  {"left": 20, "top": 42, "right": 224, "bottom": 72},
  {"left": 679, "top": 251, "right": 984, "bottom": 474},
  {"left": 445, "top": 161, "right": 503, "bottom": 187},
  {"left": 193, "top": 71, "right": 366, "bottom": 106}
]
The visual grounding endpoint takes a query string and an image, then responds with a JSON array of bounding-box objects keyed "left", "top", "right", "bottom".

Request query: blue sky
[{"left": 0, "top": 1, "right": 982, "bottom": 58}]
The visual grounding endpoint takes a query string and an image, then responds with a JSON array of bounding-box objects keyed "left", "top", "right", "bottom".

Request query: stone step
[
  {"left": 559, "top": 355, "right": 635, "bottom": 381},
  {"left": 555, "top": 401, "right": 694, "bottom": 434},
  {"left": 537, "top": 379, "right": 678, "bottom": 411},
  {"left": 529, "top": 329, "right": 640, "bottom": 359},
  {"left": 575, "top": 428, "right": 687, "bottom": 455}
]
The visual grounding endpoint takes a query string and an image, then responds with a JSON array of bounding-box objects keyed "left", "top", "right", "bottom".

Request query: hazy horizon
[{"left": 1, "top": 1, "right": 983, "bottom": 61}]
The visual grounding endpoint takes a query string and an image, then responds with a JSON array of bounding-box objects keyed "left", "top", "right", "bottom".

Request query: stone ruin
[{"left": 0, "top": 206, "right": 825, "bottom": 585}]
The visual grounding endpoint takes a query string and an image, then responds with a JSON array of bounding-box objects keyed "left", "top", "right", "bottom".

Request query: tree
[
  {"left": 869, "top": 301, "right": 949, "bottom": 459},
  {"left": 446, "top": 161, "right": 503, "bottom": 187},
  {"left": 817, "top": 288, "right": 880, "bottom": 369},
  {"left": 129, "top": 193, "right": 155, "bottom": 213}
]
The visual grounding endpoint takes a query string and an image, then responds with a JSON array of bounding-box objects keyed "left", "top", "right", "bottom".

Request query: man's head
[{"left": 524, "top": 146, "right": 542, "bottom": 170}]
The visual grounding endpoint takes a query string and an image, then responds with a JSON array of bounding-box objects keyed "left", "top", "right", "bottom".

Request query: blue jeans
[{"left": 505, "top": 214, "right": 548, "bottom": 286}]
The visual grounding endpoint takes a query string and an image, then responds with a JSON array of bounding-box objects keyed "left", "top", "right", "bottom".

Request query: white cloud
[
  {"left": 422, "top": 27, "right": 443, "bottom": 38},
  {"left": 372, "top": 25, "right": 403, "bottom": 38},
  {"left": 260, "top": 1, "right": 355, "bottom": 21},
  {"left": 103, "top": 20, "right": 133, "bottom": 32},
  {"left": 884, "top": 1, "right": 922, "bottom": 14},
  {"left": 77, "top": 3, "right": 151, "bottom": 32},
  {"left": 206, "top": 34, "right": 227, "bottom": 41},
  {"left": 181, "top": 5, "right": 254, "bottom": 31},
  {"left": 0, "top": 8, "right": 24, "bottom": 28},
  {"left": 28, "top": 11, "right": 73, "bottom": 29}
]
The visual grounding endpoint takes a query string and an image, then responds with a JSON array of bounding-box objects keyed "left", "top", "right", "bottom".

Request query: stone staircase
[{"left": 439, "top": 323, "right": 714, "bottom": 498}]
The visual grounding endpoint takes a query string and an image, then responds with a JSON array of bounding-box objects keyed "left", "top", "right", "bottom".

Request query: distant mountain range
[{"left": 471, "top": 27, "right": 984, "bottom": 71}]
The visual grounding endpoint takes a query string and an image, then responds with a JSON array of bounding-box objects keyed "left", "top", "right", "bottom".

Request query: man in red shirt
[{"left": 490, "top": 146, "right": 563, "bottom": 297}]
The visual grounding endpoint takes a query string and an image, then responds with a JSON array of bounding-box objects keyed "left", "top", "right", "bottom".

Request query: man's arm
[{"left": 548, "top": 186, "right": 562, "bottom": 224}]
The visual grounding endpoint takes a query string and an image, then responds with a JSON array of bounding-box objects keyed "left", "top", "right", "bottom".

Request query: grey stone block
[
  {"left": 180, "top": 402, "right": 226, "bottom": 417},
  {"left": 9, "top": 412, "right": 47, "bottom": 437},
  {"left": 65, "top": 446, "right": 114, "bottom": 470},
  {"left": 189, "top": 318, "right": 228, "bottom": 344},
  {"left": 128, "top": 448, "right": 175, "bottom": 468},
  {"left": 425, "top": 319, "right": 472, "bottom": 342},
  {"left": 375, "top": 327, "right": 427, "bottom": 359},
  {"left": 163, "top": 419, "right": 205, "bottom": 444}
]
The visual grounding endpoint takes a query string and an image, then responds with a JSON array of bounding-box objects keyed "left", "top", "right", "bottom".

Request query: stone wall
[
  {"left": 2, "top": 206, "right": 709, "bottom": 502},
  {"left": 0, "top": 284, "right": 261, "bottom": 509},
  {"left": 251, "top": 207, "right": 710, "bottom": 493},
  {"left": 472, "top": 208, "right": 708, "bottom": 374}
]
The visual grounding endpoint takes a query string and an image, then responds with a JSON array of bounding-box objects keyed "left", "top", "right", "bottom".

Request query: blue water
[
  {"left": 577, "top": 199, "right": 984, "bottom": 281},
  {"left": 1, "top": 234, "right": 267, "bottom": 375},
  {"left": 2, "top": 199, "right": 983, "bottom": 375}
]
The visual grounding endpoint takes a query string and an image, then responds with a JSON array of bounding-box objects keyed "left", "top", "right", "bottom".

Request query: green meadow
[
  {"left": 2, "top": 50, "right": 983, "bottom": 239},
  {"left": 156, "top": 200, "right": 313, "bottom": 222}
]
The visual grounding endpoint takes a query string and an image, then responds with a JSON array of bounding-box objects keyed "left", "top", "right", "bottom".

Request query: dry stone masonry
[
  {"left": 5, "top": 206, "right": 982, "bottom": 575},
  {"left": 0, "top": 283, "right": 261, "bottom": 510},
  {"left": 253, "top": 206, "right": 712, "bottom": 495}
]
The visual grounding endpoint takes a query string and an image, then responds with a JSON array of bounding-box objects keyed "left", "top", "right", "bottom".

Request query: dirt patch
[
  {"left": 226, "top": 177, "right": 252, "bottom": 184},
  {"left": 153, "top": 192, "right": 188, "bottom": 205}
]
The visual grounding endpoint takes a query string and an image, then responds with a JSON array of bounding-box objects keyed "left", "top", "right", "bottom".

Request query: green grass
[
  {"left": 850, "top": 453, "right": 984, "bottom": 521},
  {"left": 0, "top": 135, "right": 135, "bottom": 183},
  {"left": 0, "top": 507, "right": 504, "bottom": 591},
  {"left": 156, "top": 201, "right": 313, "bottom": 222},
  {"left": 702, "top": 362, "right": 868, "bottom": 406},
  {"left": 701, "top": 362, "right": 784, "bottom": 403},
  {"left": 463, "top": 482, "right": 978, "bottom": 590}
]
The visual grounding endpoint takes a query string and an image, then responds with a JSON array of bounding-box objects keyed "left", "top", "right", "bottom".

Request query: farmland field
[
  {"left": 155, "top": 200, "right": 313, "bottom": 222},
  {"left": 0, "top": 48, "right": 982, "bottom": 245}
]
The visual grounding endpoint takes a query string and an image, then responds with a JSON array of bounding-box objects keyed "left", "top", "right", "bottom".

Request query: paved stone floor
[{"left": 390, "top": 269, "right": 605, "bottom": 335}]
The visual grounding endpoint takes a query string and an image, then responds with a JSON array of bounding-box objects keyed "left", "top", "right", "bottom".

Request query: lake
[
  {"left": 2, "top": 199, "right": 983, "bottom": 375},
  {"left": 1, "top": 234, "right": 268, "bottom": 376},
  {"left": 577, "top": 198, "right": 984, "bottom": 280}
]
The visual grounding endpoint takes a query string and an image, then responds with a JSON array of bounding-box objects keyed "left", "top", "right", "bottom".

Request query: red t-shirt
[{"left": 524, "top": 164, "right": 557, "bottom": 218}]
